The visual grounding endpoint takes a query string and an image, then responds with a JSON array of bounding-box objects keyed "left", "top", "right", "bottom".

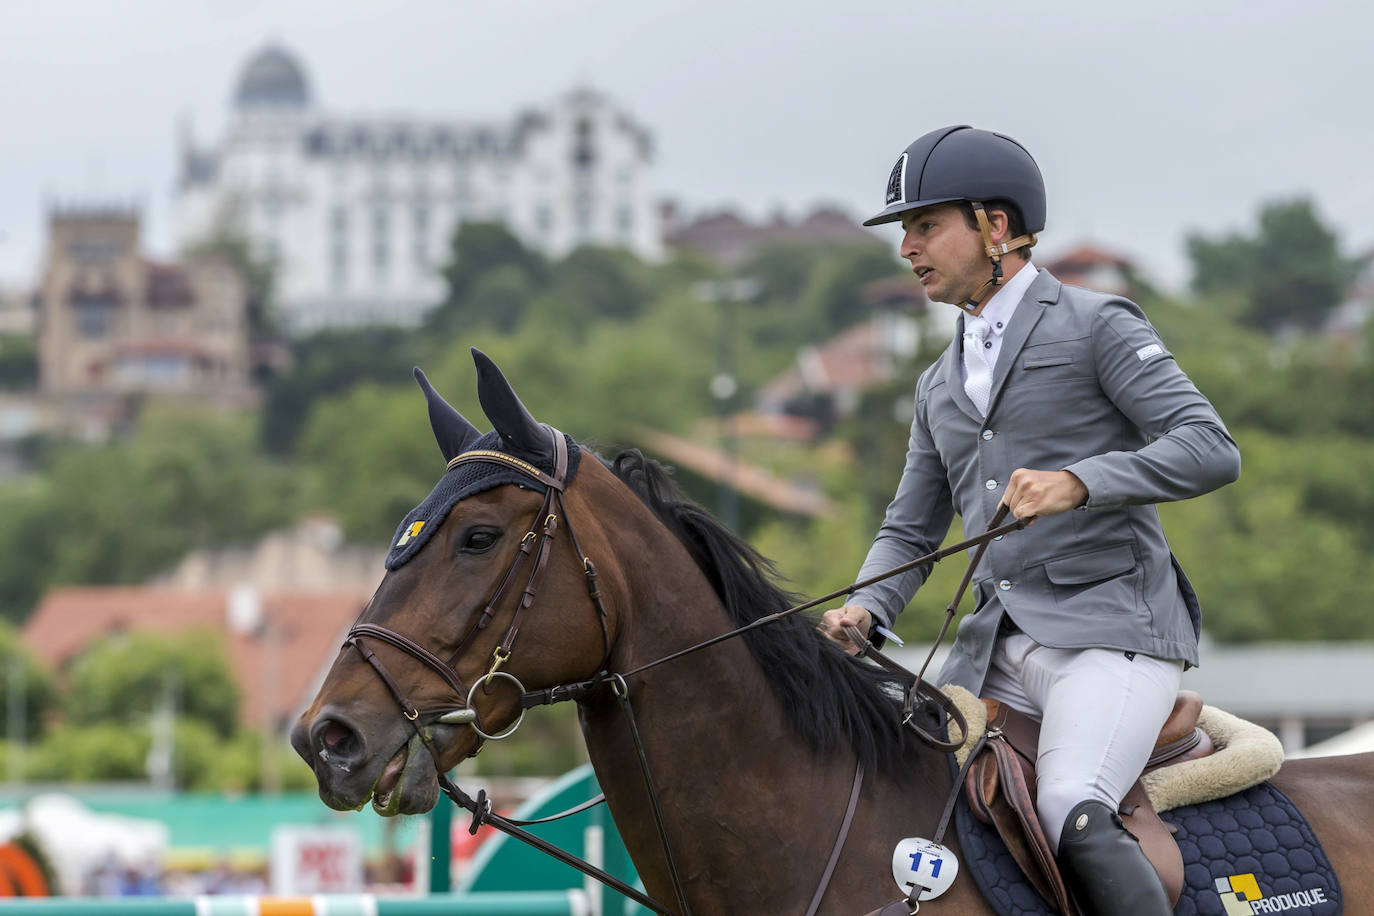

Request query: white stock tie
[{"left": 962, "top": 316, "right": 993, "bottom": 416}]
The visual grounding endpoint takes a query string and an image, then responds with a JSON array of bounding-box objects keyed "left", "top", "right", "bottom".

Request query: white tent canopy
[{"left": 0, "top": 793, "right": 168, "bottom": 895}]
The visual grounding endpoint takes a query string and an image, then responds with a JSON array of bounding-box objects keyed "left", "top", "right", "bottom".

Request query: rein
[{"left": 344, "top": 430, "right": 1028, "bottom": 915}]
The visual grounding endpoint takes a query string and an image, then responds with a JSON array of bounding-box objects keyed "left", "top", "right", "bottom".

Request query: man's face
[{"left": 898, "top": 203, "right": 991, "bottom": 306}]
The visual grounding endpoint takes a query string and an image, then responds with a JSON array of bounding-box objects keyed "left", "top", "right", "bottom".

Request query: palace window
[
  {"left": 73, "top": 294, "right": 118, "bottom": 339},
  {"left": 573, "top": 118, "right": 595, "bottom": 170}
]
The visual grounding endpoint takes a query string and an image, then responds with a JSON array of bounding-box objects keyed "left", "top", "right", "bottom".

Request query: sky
[{"left": 3, "top": 0, "right": 1370, "bottom": 293}]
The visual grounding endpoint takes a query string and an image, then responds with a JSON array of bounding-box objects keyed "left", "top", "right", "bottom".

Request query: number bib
[{"left": 890, "top": 838, "right": 958, "bottom": 901}]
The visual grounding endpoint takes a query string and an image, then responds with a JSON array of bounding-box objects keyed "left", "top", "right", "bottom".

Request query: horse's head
[{"left": 291, "top": 349, "right": 623, "bottom": 815}]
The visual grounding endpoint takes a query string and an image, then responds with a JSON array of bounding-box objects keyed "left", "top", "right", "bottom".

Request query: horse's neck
[
  {"left": 569, "top": 490, "right": 961, "bottom": 912},
  {"left": 579, "top": 546, "right": 861, "bottom": 907}
]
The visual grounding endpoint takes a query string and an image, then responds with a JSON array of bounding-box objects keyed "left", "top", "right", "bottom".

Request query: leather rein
[{"left": 342, "top": 426, "right": 1029, "bottom": 916}]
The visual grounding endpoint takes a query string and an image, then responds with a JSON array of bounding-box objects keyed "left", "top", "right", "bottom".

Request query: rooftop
[
  {"left": 23, "top": 586, "right": 371, "bottom": 728},
  {"left": 234, "top": 44, "right": 311, "bottom": 110}
]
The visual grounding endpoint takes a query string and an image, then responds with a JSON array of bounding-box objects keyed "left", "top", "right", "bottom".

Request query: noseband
[{"left": 343, "top": 425, "right": 612, "bottom": 761}]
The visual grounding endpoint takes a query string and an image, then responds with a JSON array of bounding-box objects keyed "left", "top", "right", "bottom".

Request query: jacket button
[
  {"left": 981, "top": 430, "right": 994, "bottom": 441},
  {"left": 999, "top": 579, "right": 1012, "bottom": 591},
  {"left": 985, "top": 479, "right": 998, "bottom": 491}
]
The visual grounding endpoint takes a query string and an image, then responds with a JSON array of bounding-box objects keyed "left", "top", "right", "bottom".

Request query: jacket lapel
[
  {"left": 943, "top": 313, "right": 983, "bottom": 423},
  {"left": 985, "top": 269, "right": 1061, "bottom": 418}
]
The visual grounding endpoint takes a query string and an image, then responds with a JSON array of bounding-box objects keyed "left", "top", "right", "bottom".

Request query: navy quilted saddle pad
[{"left": 953, "top": 779, "right": 1342, "bottom": 915}]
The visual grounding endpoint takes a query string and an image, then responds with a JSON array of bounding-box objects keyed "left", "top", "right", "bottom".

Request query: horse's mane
[{"left": 607, "top": 449, "right": 914, "bottom": 777}]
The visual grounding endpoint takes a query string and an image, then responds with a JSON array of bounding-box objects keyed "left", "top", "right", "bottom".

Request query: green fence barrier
[{"left": 458, "top": 765, "right": 648, "bottom": 916}]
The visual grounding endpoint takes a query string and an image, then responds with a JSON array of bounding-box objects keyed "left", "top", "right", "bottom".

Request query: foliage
[
  {"left": 1187, "top": 197, "right": 1356, "bottom": 331},
  {"left": 24, "top": 723, "right": 152, "bottom": 782},
  {"left": 469, "top": 702, "right": 587, "bottom": 779},
  {"left": 12, "top": 717, "right": 311, "bottom": 790},
  {"left": 429, "top": 222, "right": 548, "bottom": 334},
  {"left": 260, "top": 326, "right": 430, "bottom": 454},
  {"left": 296, "top": 383, "right": 438, "bottom": 541},
  {"left": 0, "top": 406, "right": 299, "bottom": 620},
  {"left": 0, "top": 335, "right": 37, "bottom": 391},
  {"left": 737, "top": 241, "right": 903, "bottom": 360},
  {"left": 1159, "top": 429, "right": 1374, "bottom": 642},
  {"left": 543, "top": 246, "right": 654, "bottom": 325},
  {"left": 0, "top": 623, "right": 55, "bottom": 741},
  {"left": 64, "top": 631, "right": 239, "bottom": 738}
]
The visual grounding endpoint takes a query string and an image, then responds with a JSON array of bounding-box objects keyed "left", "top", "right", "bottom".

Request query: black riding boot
[{"left": 1057, "top": 799, "right": 1171, "bottom": 916}]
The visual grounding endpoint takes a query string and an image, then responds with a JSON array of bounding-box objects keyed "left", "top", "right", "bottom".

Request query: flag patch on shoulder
[{"left": 1136, "top": 343, "right": 1164, "bottom": 361}]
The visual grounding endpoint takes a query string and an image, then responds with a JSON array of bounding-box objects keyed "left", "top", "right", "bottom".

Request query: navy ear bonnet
[{"left": 385, "top": 429, "right": 582, "bottom": 570}]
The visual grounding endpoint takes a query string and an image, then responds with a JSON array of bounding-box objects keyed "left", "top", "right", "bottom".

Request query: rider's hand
[
  {"left": 819, "top": 605, "right": 872, "bottom": 655},
  {"left": 1002, "top": 468, "right": 1088, "bottom": 521}
]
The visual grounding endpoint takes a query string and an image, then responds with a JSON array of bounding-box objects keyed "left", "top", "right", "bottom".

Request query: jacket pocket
[
  {"left": 1043, "top": 543, "right": 1135, "bottom": 585},
  {"left": 1022, "top": 354, "right": 1074, "bottom": 370}
]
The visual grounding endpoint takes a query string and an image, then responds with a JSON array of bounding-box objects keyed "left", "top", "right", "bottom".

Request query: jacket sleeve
[
  {"left": 1064, "top": 299, "right": 1241, "bottom": 508},
  {"left": 848, "top": 386, "right": 955, "bottom": 630}
]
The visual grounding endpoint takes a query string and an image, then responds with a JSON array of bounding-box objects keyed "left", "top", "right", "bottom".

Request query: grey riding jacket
[{"left": 849, "top": 270, "right": 1240, "bottom": 694}]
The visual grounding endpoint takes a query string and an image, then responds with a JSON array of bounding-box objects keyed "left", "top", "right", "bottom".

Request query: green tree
[
  {"left": 64, "top": 630, "right": 240, "bottom": 738},
  {"left": 260, "top": 326, "right": 424, "bottom": 454},
  {"left": 26, "top": 723, "right": 151, "bottom": 782},
  {"left": 428, "top": 222, "right": 547, "bottom": 334},
  {"left": 0, "top": 624, "right": 55, "bottom": 741},
  {"left": 737, "top": 242, "right": 907, "bottom": 358},
  {"left": 462, "top": 265, "right": 540, "bottom": 333},
  {"left": 0, "top": 406, "right": 300, "bottom": 620},
  {"left": 1159, "top": 429, "right": 1374, "bottom": 642},
  {"left": 1187, "top": 198, "right": 1355, "bottom": 331},
  {"left": 0, "top": 335, "right": 37, "bottom": 391},
  {"left": 544, "top": 246, "right": 652, "bottom": 325},
  {"left": 296, "top": 382, "right": 438, "bottom": 541}
]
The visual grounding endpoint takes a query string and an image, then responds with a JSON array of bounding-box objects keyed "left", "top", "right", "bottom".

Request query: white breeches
[{"left": 980, "top": 631, "right": 1183, "bottom": 852}]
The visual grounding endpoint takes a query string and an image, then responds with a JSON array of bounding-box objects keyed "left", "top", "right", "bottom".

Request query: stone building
[
  {"left": 174, "top": 44, "right": 662, "bottom": 334},
  {"left": 36, "top": 206, "right": 253, "bottom": 409}
]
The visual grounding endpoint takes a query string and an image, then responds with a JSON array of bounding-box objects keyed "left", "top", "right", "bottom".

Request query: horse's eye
[{"left": 462, "top": 530, "right": 500, "bottom": 552}]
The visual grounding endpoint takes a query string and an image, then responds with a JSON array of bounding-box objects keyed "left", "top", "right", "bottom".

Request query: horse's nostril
[
  {"left": 317, "top": 718, "right": 363, "bottom": 762},
  {"left": 323, "top": 721, "right": 351, "bottom": 749}
]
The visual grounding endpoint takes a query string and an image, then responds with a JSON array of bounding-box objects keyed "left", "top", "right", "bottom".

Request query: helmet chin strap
[{"left": 961, "top": 201, "right": 1037, "bottom": 311}]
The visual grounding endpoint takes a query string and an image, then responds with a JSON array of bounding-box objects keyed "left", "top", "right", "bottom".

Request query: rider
[{"left": 820, "top": 125, "right": 1240, "bottom": 914}]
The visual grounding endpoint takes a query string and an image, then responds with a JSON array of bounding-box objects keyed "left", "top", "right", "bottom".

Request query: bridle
[
  {"left": 345, "top": 427, "right": 611, "bottom": 753},
  {"left": 340, "top": 425, "right": 1029, "bottom": 916}
]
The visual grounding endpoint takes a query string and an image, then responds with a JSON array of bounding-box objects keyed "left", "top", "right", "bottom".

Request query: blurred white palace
[{"left": 174, "top": 45, "right": 662, "bottom": 334}]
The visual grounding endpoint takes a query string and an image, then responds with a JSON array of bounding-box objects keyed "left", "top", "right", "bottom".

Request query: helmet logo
[{"left": 885, "top": 153, "right": 908, "bottom": 206}]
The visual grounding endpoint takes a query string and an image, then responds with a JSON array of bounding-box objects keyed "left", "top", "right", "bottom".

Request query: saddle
[{"left": 965, "top": 690, "right": 1213, "bottom": 915}]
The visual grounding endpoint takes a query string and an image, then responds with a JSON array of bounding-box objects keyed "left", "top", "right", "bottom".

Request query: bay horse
[{"left": 292, "top": 350, "right": 1372, "bottom": 914}]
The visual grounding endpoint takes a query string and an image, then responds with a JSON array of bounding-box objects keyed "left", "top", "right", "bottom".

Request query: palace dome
[{"left": 233, "top": 45, "right": 311, "bottom": 110}]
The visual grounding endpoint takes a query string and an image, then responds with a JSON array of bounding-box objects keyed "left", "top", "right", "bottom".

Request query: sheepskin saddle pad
[{"left": 940, "top": 686, "right": 1342, "bottom": 916}]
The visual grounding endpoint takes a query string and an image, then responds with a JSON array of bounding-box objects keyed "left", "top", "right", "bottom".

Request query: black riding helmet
[
  {"left": 863, "top": 125, "right": 1046, "bottom": 231},
  {"left": 865, "top": 125, "right": 1046, "bottom": 308}
]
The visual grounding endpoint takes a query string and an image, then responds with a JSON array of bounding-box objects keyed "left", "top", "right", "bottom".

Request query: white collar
[{"left": 971, "top": 261, "right": 1037, "bottom": 337}]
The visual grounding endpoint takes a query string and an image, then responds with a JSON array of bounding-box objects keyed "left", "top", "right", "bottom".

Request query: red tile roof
[
  {"left": 630, "top": 427, "right": 835, "bottom": 518},
  {"left": 757, "top": 315, "right": 913, "bottom": 409},
  {"left": 23, "top": 587, "right": 371, "bottom": 728},
  {"left": 1044, "top": 244, "right": 1135, "bottom": 272}
]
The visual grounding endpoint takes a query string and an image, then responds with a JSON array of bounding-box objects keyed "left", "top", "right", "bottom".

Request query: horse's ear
[
  {"left": 471, "top": 348, "right": 549, "bottom": 459},
  {"left": 414, "top": 367, "right": 482, "bottom": 462}
]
